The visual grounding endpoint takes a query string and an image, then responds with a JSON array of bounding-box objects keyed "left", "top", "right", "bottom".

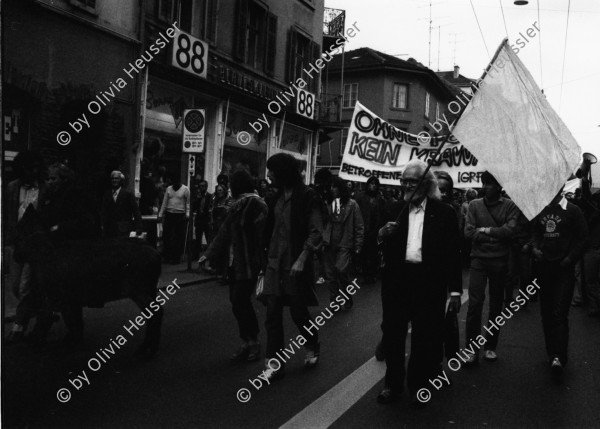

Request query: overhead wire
[
  {"left": 469, "top": 0, "right": 491, "bottom": 60},
  {"left": 537, "top": 0, "right": 544, "bottom": 91},
  {"left": 559, "top": 0, "right": 571, "bottom": 113},
  {"left": 499, "top": 0, "right": 509, "bottom": 39}
]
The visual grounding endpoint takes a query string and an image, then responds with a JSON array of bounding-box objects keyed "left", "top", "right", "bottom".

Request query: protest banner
[{"left": 338, "top": 102, "right": 484, "bottom": 188}]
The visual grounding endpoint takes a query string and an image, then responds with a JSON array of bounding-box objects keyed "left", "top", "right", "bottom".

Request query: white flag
[{"left": 452, "top": 40, "right": 581, "bottom": 220}]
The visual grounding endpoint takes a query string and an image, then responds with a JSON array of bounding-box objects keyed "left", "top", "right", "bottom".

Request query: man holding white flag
[{"left": 451, "top": 39, "right": 581, "bottom": 221}]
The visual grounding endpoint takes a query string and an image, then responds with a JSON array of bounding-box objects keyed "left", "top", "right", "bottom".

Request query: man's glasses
[{"left": 400, "top": 178, "right": 420, "bottom": 187}]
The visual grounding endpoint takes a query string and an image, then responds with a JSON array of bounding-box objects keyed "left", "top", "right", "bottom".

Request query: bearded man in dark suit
[
  {"left": 100, "top": 171, "right": 142, "bottom": 238},
  {"left": 377, "top": 160, "right": 462, "bottom": 406}
]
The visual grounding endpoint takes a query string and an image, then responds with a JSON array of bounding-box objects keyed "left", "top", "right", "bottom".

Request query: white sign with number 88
[
  {"left": 171, "top": 30, "right": 208, "bottom": 79},
  {"left": 296, "top": 88, "right": 315, "bottom": 120}
]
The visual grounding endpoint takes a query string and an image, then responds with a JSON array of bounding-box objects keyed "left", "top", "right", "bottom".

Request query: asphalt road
[{"left": 2, "top": 273, "right": 600, "bottom": 429}]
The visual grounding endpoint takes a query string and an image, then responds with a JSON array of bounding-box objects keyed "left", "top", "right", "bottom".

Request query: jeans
[
  {"left": 466, "top": 257, "right": 508, "bottom": 353},
  {"left": 537, "top": 260, "right": 575, "bottom": 365},
  {"left": 264, "top": 294, "right": 319, "bottom": 360},
  {"left": 324, "top": 246, "right": 353, "bottom": 301},
  {"left": 163, "top": 212, "right": 186, "bottom": 262},
  {"left": 583, "top": 248, "right": 600, "bottom": 312},
  {"left": 228, "top": 269, "right": 259, "bottom": 341}
]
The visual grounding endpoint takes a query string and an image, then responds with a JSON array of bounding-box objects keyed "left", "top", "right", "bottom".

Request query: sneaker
[
  {"left": 550, "top": 357, "right": 563, "bottom": 374},
  {"left": 304, "top": 343, "right": 320, "bottom": 368},
  {"left": 316, "top": 277, "right": 325, "bottom": 285},
  {"left": 263, "top": 360, "right": 285, "bottom": 382},
  {"left": 246, "top": 343, "right": 261, "bottom": 362},
  {"left": 484, "top": 350, "right": 498, "bottom": 361},
  {"left": 464, "top": 352, "right": 479, "bottom": 367},
  {"left": 231, "top": 345, "right": 249, "bottom": 361},
  {"left": 376, "top": 387, "right": 397, "bottom": 404}
]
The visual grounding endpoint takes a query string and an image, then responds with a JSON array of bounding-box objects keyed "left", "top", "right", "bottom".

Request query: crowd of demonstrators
[
  {"left": 322, "top": 177, "right": 364, "bottom": 309},
  {"left": 261, "top": 153, "right": 324, "bottom": 381},
  {"left": 355, "top": 177, "right": 386, "bottom": 284},
  {"left": 158, "top": 173, "right": 190, "bottom": 264},
  {"left": 100, "top": 171, "right": 142, "bottom": 238},
  {"left": 5, "top": 155, "right": 99, "bottom": 343},
  {"left": 463, "top": 172, "right": 520, "bottom": 365},
  {"left": 199, "top": 169, "right": 268, "bottom": 362}
]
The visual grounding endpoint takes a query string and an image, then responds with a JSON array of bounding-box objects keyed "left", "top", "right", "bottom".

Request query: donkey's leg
[{"left": 131, "top": 295, "right": 163, "bottom": 358}]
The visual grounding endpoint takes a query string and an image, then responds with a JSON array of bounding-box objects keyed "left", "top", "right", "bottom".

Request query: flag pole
[{"left": 478, "top": 38, "right": 508, "bottom": 81}]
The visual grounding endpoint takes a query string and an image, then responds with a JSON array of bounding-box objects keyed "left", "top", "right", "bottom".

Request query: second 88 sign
[{"left": 296, "top": 88, "right": 315, "bottom": 120}]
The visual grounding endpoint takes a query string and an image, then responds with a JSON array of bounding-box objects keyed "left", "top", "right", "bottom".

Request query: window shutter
[
  {"left": 264, "top": 13, "right": 277, "bottom": 76},
  {"left": 206, "top": 0, "right": 218, "bottom": 44},
  {"left": 233, "top": 0, "right": 248, "bottom": 61},
  {"left": 310, "top": 40, "right": 320, "bottom": 94},
  {"left": 286, "top": 28, "right": 297, "bottom": 83}
]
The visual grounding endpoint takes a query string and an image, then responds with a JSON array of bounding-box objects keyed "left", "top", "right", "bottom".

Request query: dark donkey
[{"left": 15, "top": 206, "right": 163, "bottom": 357}]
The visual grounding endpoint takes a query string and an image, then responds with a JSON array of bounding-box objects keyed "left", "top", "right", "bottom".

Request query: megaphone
[{"left": 575, "top": 152, "right": 597, "bottom": 179}]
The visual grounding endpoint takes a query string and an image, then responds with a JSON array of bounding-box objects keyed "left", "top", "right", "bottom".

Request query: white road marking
[{"left": 279, "top": 292, "right": 469, "bottom": 429}]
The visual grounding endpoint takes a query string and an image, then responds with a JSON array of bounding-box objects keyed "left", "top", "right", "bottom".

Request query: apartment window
[
  {"left": 158, "top": 0, "right": 218, "bottom": 42},
  {"left": 392, "top": 83, "right": 408, "bottom": 109},
  {"left": 235, "top": 0, "right": 278, "bottom": 75},
  {"left": 343, "top": 83, "right": 358, "bottom": 109},
  {"left": 287, "top": 28, "right": 320, "bottom": 93},
  {"left": 197, "top": 0, "right": 218, "bottom": 43},
  {"left": 425, "top": 92, "right": 430, "bottom": 118}
]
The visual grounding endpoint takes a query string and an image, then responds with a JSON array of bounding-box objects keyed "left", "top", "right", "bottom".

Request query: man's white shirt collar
[
  {"left": 558, "top": 196, "right": 568, "bottom": 210},
  {"left": 410, "top": 197, "right": 428, "bottom": 213}
]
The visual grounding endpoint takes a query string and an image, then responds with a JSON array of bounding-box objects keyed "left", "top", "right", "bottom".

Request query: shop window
[
  {"left": 392, "top": 83, "right": 408, "bottom": 109},
  {"left": 287, "top": 27, "right": 320, "bottom": 94},
  {"left": 343, "top": 83, "right": 358, "bottom": 109},
  {"left": 234, "top": 0, "right": 277, "bottom": 76}
]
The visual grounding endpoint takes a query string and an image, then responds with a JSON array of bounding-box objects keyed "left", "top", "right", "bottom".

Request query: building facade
[
  {"left": 139, "top": 0, "right": 325, "bottom": 199},
  {"left": 3, "top": 0, "right": 141, "bottom": 198},
  {"left": 316, "top": 47, "right": 460, "bottom": 175},
  {"left": 2, "top": 0, "right": 326, "bottom": 208}
]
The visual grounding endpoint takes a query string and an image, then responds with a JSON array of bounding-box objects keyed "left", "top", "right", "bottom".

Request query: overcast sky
[{"left": 325, "top": 0, "right": 600, "bottom": 156}]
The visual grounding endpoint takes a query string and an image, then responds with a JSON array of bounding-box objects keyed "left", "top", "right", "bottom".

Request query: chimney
[{"left": 453, "top": 65, "right": 460, "bottom": 79}]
